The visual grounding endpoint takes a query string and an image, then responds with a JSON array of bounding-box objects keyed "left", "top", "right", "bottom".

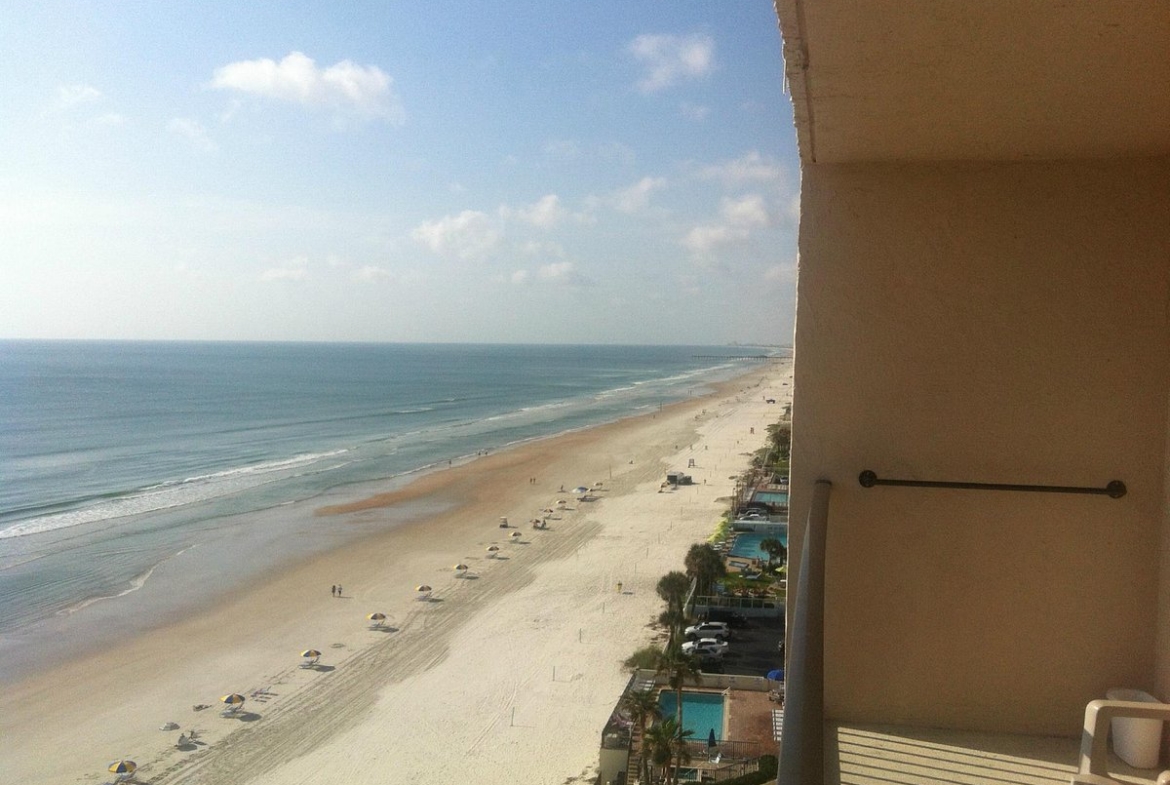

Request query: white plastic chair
[{"left": 1072, "top": 698, "right": 1170, "bottom": 784}]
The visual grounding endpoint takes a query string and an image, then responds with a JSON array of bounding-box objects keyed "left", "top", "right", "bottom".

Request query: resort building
[{"left": 774, "top": 2, "right": 1170, "bottom": 784}]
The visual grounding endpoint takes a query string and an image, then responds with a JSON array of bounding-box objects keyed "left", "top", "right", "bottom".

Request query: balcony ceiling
[{"left": 775, "top": 1, "right": 1170, "bottom": 163}]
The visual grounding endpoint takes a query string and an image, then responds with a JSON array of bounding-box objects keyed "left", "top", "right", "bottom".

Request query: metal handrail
[
  {"left": 859, "top": 470, "right": 1126, "bottom": 498},
  {"left": 778, "top": 479, "right": 831, "bottom": 785}
]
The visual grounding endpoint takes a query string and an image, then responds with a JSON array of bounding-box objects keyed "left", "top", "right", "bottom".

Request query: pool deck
[{"left": 727, "top": 688, "right": 778, "bottom": 749}]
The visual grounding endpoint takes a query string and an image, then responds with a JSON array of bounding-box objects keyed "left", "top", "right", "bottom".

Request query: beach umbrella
[
  {"left": 573, "top": 486, "right": 589, "bottom": 495},
  {"left": 510, "top": 531, "right": 522, "bottom": 539},
  {"left": 453, "top": 563, "right": 469, "bottom": 575},
  {"left": 415, "top": 584, "right": 432, "bottom": 592},
  {"left": 766, "top": 668, "right": 784, "bottom": 682},
  {"left": 556, "top": 499, "right": 567, "bottom": 507},
  {"left": 367, "top": 612, "right": 387, "bottom": 628},
  {"left": 708, "top": 728, "right": 717, "bottom": 749},
  {"left": 108, "top": 760, "right": 137, "bottom": 778},
  {"left": 301, "top": 649, "right": 321, "bottom": 665},
  {"left": 221, "top": 693, "right": 245, "bottom": 707},
  {"left": 415, "top": 584, "right": 433, "bottom": 601},
  {"left": 486, "top": 545, "right": 501, "bottom": 558}
]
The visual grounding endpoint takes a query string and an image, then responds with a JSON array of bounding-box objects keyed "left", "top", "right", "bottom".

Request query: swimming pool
[
  {"left": 658, "top": 690, "right": 725, "bottom": 740},
  {"left": 751, "top": 490, "right": 788, "bottom": 505},
  {"left": 728, "top": 530, "right": 788, "bottom": 560}
]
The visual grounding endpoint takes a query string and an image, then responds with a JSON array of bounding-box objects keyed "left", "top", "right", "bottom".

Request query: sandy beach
[{"left": 1, "top": 360, "right": 792, "bottom": 785}]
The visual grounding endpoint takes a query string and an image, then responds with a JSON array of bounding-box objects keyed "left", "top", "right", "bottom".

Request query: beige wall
[
  {"left": 787, "top": 157, "right": 1170, "bottom": 735},
  {"left": 1160, "top": 364, "right": 1170, "bottom": 706}
]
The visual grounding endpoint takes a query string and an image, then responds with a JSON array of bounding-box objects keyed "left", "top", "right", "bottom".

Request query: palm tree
[
  {"left": 684, "top": 543, "right": 726, "bottom": 596},
  {"left": 656, "top": 571, "right": 691, "bottom": 616},
  {"left": 644, "top": 717, "right": 680, "bottom": 783},
  {"left": 658, "top": 608, "right": 687, "bottom": 651},
  {"left": 759, "top": 537, "right": 787, "bottom": 571},
  {"left": 621, "top": 688, "right": 661, "bottom": 785},
  {"left": 656, "top": 648, "right": 702, "bottom": 784},
  {"left": 644, "top": 717, "right": 693, "bottom": 785}
]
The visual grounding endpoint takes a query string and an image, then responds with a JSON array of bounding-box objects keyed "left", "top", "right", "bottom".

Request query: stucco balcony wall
[{"left": 786, "top": 156, "right": 1170, "bottom": 735}]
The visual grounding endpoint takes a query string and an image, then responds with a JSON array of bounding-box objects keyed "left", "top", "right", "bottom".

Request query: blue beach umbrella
[
  {"left": 766, "top": 668, "right": 784, "bottom": 681},
  {"left": 108, "top": 759, "right": 137, "bottom": 775},
  {"left": 221, "top": 693, "right": 246, "bottom": 708}
]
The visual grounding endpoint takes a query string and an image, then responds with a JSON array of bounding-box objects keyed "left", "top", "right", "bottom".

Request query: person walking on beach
[
  {"left": 331, "top": 585, "right": 337, "bottom": 597},
  {"left": 337, "top": 585, "right": 342, "bottom": 597}
]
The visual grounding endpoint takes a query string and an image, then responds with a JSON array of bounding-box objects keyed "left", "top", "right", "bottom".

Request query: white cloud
[
  {"left": 55, "top": 83, "right": 102, "bottom": 111},
  {"left": 411, "top": 210, "right": 501, "bottom": 261},
  {"left": 679, "top": 102, "right": 710, "bottom": 121},
  {"left": 168, "top": 118, "right": 217, "bottom": 152},
  {"left": 683, "top": 194, "right": 772, "bottom": 254},
  {"left": 353, "top": 265, "right": 394, "bottom": 282},
  {"left": 210, "top": 51, "right": 402, "bottom": 122},
  {"left": 537, "top": 261, "right": 589, "bottom": 286},
  {"left": 764, "top": 263, "right": 796, "bottom": 283},
  {"left": 698, "top": 151, "right": 785, "bottom": 186},
  {"left": 598, "top": 142, "right": 637, "bottom": 166},
  {"left": 543, "top": 139, "right": 581, "bottom": 160},
  {"left": 628, "top": 33, "right": 714, "bottom": 93},
  {"left": 538, "top": 261, "right": 574, "bottom": 280},
  {"left": 87, "top": 113, "right": 127, "bottom": 129},
  {"left": 261, "top": 266, "right": 309, "bottom": 282},
  {"left": 519, "top": 240, "right": 566, "bottom": 258},
  {"left": 785, "top": 194, "right": 801, "bottom": 223},
  {"left": 720, "top": 194, "right": 769, "bottom": 228},
  {"left": 612, "top": 176, "right": 667, "bottom": 214},
  {"left": 512, "top": 262, "right": 589, "bottom": 287},
  {"left": 502, "top": 194, "right": 566, "bottom": 228}
]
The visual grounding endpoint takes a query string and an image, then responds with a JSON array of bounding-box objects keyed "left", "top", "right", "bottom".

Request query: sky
[{"left": 0, "top": 1, "right": 800, "bottom": 345}]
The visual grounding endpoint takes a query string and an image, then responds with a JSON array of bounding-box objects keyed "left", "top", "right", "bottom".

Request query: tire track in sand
[{"left": 158, "top": 513, "right": 604, "bottom": 785}]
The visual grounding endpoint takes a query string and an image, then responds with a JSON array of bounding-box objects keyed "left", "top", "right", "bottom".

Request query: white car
[
  {"left": 681, "top": 638, "right": 729, "bottom": 657},
  {"left": 684, "top": 621, "right": 731, "bottom": 640}
]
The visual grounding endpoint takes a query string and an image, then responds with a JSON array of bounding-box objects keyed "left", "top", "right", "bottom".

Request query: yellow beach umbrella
[
  {"left": 367, "top": 612, "right": 386, "bottom": 622},
  {"left": 453, "top": 563, "right": 469, "bottom": 574},
  {"left": 108, "top": 760, "right": 137, "bottom": 775},
  {"left": 510, "top": 531, "right": 522, "bottom": 539},
  {"left": 415, "top": 584, "right": 432, "bottom": 592},
  {"left": 486, "top": 545, "right": 501, "bottom": 558},
  {"left": 301, "top": 649, "right": 321, "bottom": 665},
  {"left": 221, "top": 693, "right": 246, "bottom": 707}
]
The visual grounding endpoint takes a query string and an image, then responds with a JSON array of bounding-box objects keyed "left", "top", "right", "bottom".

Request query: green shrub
[
  {"left": 717, "top": 755, "right": 778, "bottom": 785},
  {"left": 622, "top": 645, "right": 661, "bottom": 672}
]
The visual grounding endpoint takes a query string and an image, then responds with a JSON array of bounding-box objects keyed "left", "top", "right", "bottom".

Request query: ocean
[{"left": 0, "top": 340, "right": 758, "bottom": 679}]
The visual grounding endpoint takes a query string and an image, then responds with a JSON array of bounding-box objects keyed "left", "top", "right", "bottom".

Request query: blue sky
[{"left": 0, "top": 1, "right": 798, "bottom": 345}]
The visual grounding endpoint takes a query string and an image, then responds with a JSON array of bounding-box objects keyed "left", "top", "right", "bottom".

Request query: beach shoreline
[{"left": 0, "top": 359, "right": 792, "bottom": 785}]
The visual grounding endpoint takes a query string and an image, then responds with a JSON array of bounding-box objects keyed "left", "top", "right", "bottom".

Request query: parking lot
[{"left": 690, "top": 614, "right": 785, "bottom": 678}]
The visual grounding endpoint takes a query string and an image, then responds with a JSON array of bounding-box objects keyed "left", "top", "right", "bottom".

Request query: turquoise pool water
[
  {"left": 728, "top": 530, "right": 788, "bottom": 560},
  {"left": 659, "top": 691, "right": 725, "bottom": 740},
  {"left": 751, "top": 490, "right": 788, "bottom": 505}
]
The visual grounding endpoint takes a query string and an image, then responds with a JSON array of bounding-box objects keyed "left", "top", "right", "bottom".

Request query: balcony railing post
[{"left": 778, "top": 478, "right": 831, "bottom": 785}]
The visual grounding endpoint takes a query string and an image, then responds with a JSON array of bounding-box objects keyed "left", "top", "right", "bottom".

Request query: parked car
[
  {"left": 684, "top": 621, "right": 731, "bottom": 640},
  {"left": 681, "top": 638, "right": 729, "bottom": 657},
  {"left": 705, "top": 609, "right": 749, "bottom": 627}
]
